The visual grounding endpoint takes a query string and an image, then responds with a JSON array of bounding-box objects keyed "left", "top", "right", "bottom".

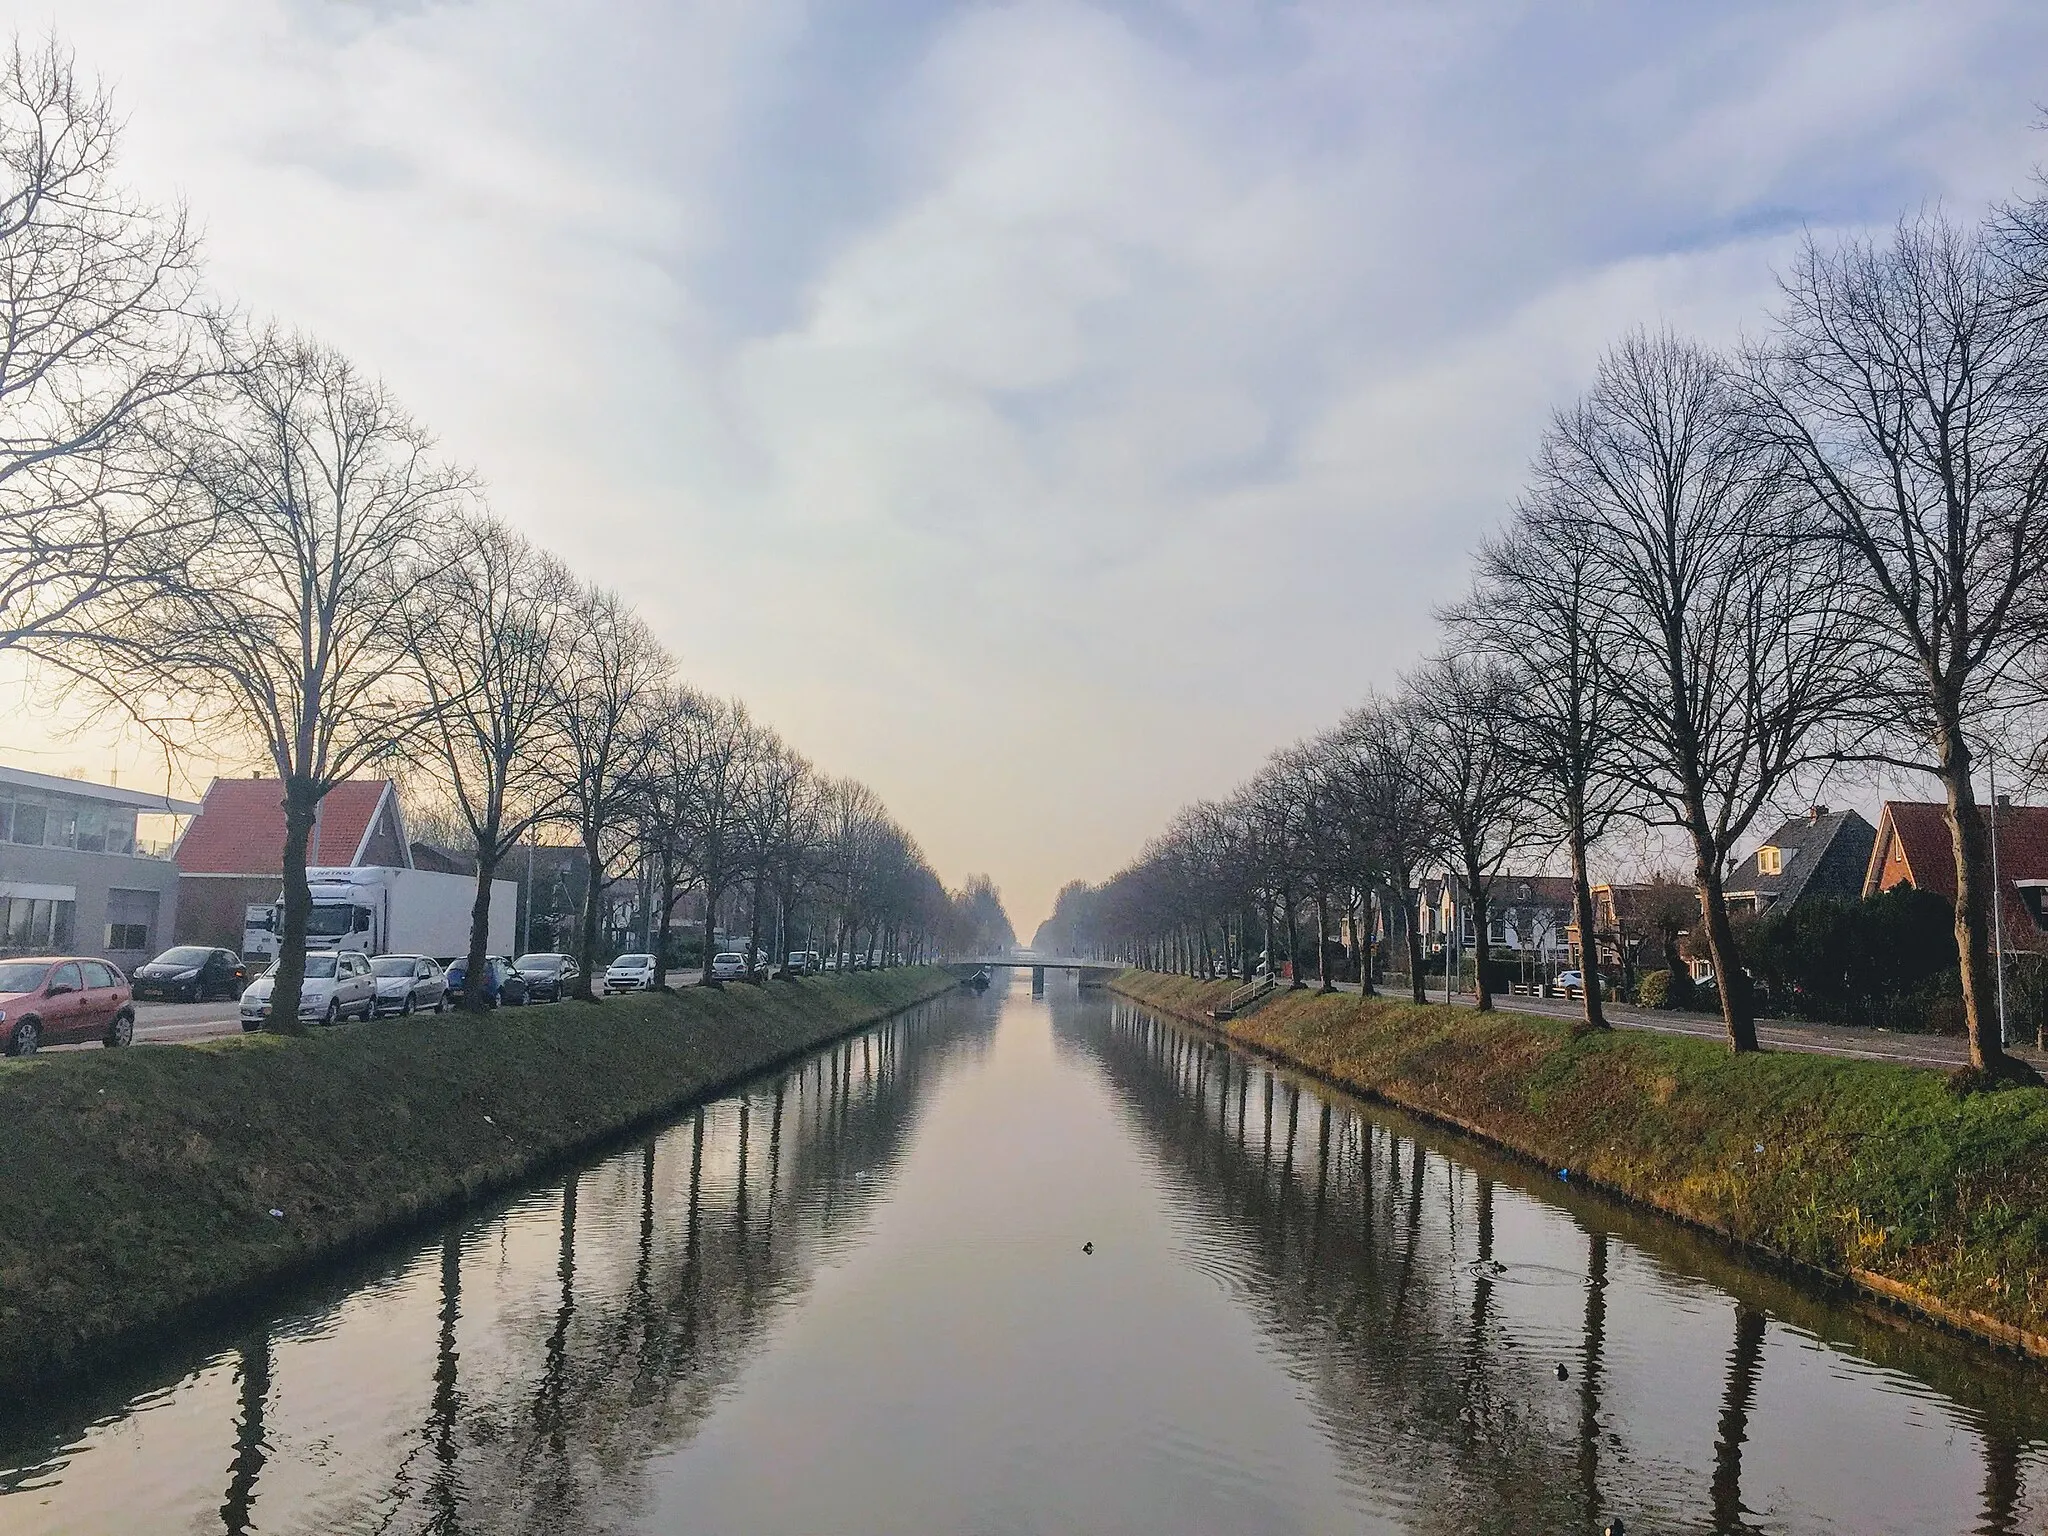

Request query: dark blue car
[{"left": 443, "top": 955, "right": 528, "bottom": 1008}]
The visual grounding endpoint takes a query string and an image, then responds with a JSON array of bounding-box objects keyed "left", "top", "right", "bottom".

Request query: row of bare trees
[
  {"left": 1044, "top": 197, "right": 2048, "bottom": 1082},
  {"left": 0, "top": 40, "right": 1003, "bottom": 1028}
]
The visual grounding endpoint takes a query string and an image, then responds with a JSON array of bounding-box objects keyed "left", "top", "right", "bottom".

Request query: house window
[
  {"left": 107, "top": 922, "right": 150, "bottom": 951},
  {"left": 1757, "top": 846, "right": 1781, "bottom": 876},
  {"left": 1, "top": 897, "right": 74, "bottom": 949},
  {"left": 9, "top": 800, "right": 44, "bottom": 846}
]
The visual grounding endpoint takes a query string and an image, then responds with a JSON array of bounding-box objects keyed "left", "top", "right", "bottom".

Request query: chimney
[
  {"left": 1807, "top": 804, "right": 1828, "bottom": 824},
  {"left": 1997, "top": 794, "right": 2012, "bottom": 812}
]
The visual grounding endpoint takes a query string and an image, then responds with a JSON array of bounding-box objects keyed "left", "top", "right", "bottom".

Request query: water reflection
[
  {"left": 1073, "top": 998, "right": 2048, "bottom": 1534},
  {"left": 0, "top": 994, "right": 994, "bottom": 1535},
  {"left": 9, "top": 983, "right": 2048, "bottom": 1533}
]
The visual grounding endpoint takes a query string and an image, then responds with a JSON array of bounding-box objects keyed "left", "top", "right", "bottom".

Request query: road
[
  {"left": 1281, "top": 979, "right": 2048, "bottom": 1073},
  {"left": 45, "top": 971, "right": 712, "bottom": 1052}
]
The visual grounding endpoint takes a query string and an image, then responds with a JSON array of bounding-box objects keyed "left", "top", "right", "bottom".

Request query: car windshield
[
  {"left": 370, "top": 957, "right": 419, "bottom": 977},
  {"left": 152, "top": 947, "right": 214, "bottom": 967},
  {"left": 0, "top": 961, "right": 48, "bottom": 993},
  {"left": 515, "top": 955, "right": 561, "bottom": 972},
  {"left": 306, "top": 906, "right": 357, "bottom": 937},
  {"left": 265, "top": 955, "right": 337, "bottom": 979},
  {"left": 613, "top": 955, "right": 653, "bottom": 967}
]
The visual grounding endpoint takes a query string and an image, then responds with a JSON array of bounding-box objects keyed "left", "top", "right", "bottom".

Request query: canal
[{"left": 7, "top": 975, "right": 2048, "bottom": 1533}]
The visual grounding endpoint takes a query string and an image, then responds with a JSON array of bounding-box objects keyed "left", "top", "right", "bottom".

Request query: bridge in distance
[{"left": 946, "top": 951, "right": 1121, "bottom": 993}]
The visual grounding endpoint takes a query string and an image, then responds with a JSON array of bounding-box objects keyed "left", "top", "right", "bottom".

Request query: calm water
[{"left": 7, "top": 975, "right": 2048, "bottom": 1534}]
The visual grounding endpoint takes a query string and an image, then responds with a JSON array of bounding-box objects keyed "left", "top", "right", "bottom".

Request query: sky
[{"left": 4, "top": 0, "right": 2047, "bottom": 932}]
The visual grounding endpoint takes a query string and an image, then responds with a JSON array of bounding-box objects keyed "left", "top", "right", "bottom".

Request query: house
[
  {"left": 1865, "top": 799, "right": 2048, "bottom": 956},
  {"left": 173, "top": 778, "right": 409, "bottom": 948},
  {"left": 1409, "top": 874, "right": 1576, "bottom": 965},
  {"left": 1723, "top": 806, "right": 1875, "bottom": 917},
  {"left": 0, "top": 764, "right": 196, "bottom": 966},
  {"left": 1566, "top": 881, "right": 1694, "bottom": 980}
]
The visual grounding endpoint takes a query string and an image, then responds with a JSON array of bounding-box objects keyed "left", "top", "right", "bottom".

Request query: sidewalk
[{"left": 1289, "top": 979, "right": 2047, "bottom": 1072}]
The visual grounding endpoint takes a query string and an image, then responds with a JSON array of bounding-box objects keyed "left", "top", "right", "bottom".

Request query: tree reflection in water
[{"left": 1072, "top": 999, "right": 2048, "bottom": 1534}]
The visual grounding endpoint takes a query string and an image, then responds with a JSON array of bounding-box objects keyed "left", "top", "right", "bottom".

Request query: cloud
[{"left": 1, "top": 0, "right": 2043, "bottom": 928}]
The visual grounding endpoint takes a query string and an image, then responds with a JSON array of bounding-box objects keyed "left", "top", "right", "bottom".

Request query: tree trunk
[
  {"left": 700, "top": 859, "right": 725, "bottom": 986},
  {"left": 1568, "top": 814, "right": 1607, "bottom": 1031},
  {"left": 269, "top": 778, "right": 319, "bottom": 1034},
  {"left": 1283, "top": 889, "right": 1304, "bottom": 989},
  {"left": 1467, "top": 866, "right": 1495, "bottom": 1012},
  {"left": 1359, "top": 889, "right": 1377, "bottom": 996},
  {"left": 573, "top": 835, "right": 603, "bottom": 1002},
  {"left": 463, "top": 839, "right": 499, "bottom": 1015},
  {"left": 1688, "top": 829, "right": 1755, "bottom": 1052},
  {"left": 1938, "top": 725, "right": 2028, "bottom": 1078},
  {"left": 1315, "top": 889, "right": 1334, "bottom": 994},
  {"left": 1406, "top": 884, "right": 1428, "bottom": 1005},
  {"left": 746, "top": 870, "right": 766, "bottom": 983}
]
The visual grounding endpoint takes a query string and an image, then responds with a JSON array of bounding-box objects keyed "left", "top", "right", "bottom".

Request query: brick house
[
  {"left": 1864, "top": 799, "right": 2048, "bottom": 956},
  {"left": 172, "top": 778, "right": 409, "bottom": 948}
]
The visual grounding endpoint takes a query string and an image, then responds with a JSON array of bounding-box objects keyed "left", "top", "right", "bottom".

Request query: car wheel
[
  {"left": 401, "top": 993, "right": 414, "bottom": 1017},
  {"left": 6, "top": 1019, "right": 39, "bottom": 1057},
  {"left": 183, "top": 982, "right": 199, "bottom": 1004},
  {"left": 323, "top": 1000, "right": 340, "bottom": 1026},
  {"left": 106, "top": 1011, "right": 135, "bottom": 1048}
]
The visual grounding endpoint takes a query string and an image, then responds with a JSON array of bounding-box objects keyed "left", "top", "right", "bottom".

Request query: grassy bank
[
  {"left": 1113, "top": 970, "right": 2048, "bottom": 1358},
  {"left": 0, "top": 967, "right": 955, "bottom": 1390}
]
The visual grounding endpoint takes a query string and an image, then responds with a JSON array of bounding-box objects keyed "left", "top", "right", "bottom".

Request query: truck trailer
[{"left": 244, "top": 865, "right": 517, "bottom": 962}]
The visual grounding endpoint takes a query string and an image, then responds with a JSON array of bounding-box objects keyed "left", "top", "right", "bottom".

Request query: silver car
[
  {"left": 239, "top": 950, "right": 378, "bottom": 1030},
  {"left": 370, "top": 954, "right": 447, "bottom": 1017}
]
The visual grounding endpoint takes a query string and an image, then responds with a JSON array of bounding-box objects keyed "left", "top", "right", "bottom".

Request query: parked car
[
  {"left": 0, "top": 956, "right": 135, "bottom": 1054},
  {"left": 514, "top": 952, "right": 579, "bottom": 1002},
  {"left": 709, "top": 951, "right": 747, "bottom": 981},
  {"left": 369, "top": 954, "right": 447, "bottom": 1017},
  {"left": 1554, "top": 970, "right": 1612, "bottom": 998},
  {"left": 239, "top": 951, "right": 377, "bottom": 1030},
  {"left": 604, "top": 953, "right": 657, "bottom": 994},
  {"left": 131, "top": 945, "right": 247, "bottom": 1003},
  {"left": 785, "top": 950, "right": 822, "bottom": 976},
  {"left": 444, "top": 955, "right": 528, "bottom": 1009}
]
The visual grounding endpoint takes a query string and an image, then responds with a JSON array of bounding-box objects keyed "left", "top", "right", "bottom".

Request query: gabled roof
[
  {"left": 174, "top": 778, "right": 402, "bottom": 877},
  {"left": 1866, "top": 800, "right": 2048, "bottom": 953},
  {"left": 1725, "top": 807, "right": 1875, "bottom": 911}
]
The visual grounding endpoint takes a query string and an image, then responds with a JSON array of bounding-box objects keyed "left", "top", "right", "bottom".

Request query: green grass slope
[
  {"left": 1114, "top": 971, "right": 2048, "bottom": 1357},
  {"left": 0, "top": 968, "right": 955, "bottom": 1389}
]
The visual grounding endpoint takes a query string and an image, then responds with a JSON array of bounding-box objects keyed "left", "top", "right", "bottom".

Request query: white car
[
  {"left": 369, "top": 954, "right": 447, "bottom": 1016},
  {"left": 240, "top": 950, "right": 377, "bottom": 1030},
  {"left": 603, "top": 953, "right": 657, "bottom": 994},
  {"left": 709, "top": 951, "right": 747, "bottom": 981}
]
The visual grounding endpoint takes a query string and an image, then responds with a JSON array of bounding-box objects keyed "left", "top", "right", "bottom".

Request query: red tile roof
[
  {"left": 173, "top": 778, "right": 397, "bottom": 876},
  {"left": 1866, "top": 800, "right": 2048, "bottom": 953}
]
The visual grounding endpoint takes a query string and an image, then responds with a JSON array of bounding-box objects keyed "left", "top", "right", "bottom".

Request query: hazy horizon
[{"left": 4, "top": 1, "right": 2045, "bottom": 932}]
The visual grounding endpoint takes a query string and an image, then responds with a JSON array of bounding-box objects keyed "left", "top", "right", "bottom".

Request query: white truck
[{"left": 244, "top": 865, "right": 517, "bottom": 962}]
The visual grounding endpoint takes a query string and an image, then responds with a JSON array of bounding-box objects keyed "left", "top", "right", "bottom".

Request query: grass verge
[
  {"left": 0, "top": 967, "right": 955, "bottom": 1391},
  {"left": 1113, "top": 970, "right": 2048, "bottom": 1358}
]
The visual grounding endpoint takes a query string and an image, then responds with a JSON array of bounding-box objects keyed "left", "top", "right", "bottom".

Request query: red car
[{"left": 0, "top": 956, "right": 136, "bottom": 1055}]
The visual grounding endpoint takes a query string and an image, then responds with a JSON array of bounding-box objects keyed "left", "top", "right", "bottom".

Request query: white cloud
[{"left": 1, "top": 0, "right": 2043, "bottom": 928}]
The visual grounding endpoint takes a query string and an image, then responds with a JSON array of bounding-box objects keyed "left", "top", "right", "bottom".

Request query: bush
[
  {"left": 1749, "top": 889, "right": 1957, "bottom": 1026},
  {"left": 1635, "top": 970, "right": 1671, "bottom": 1009}
]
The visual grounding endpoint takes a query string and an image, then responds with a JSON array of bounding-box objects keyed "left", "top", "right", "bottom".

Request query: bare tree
[
  {"left": 631, "top": 686, "right": 715, "bottom": 992},
  {"left": 734, "top": 733, "right": 810, "bottom": 982},
  {"left": 0, "top": 40, "right": 205, "bottom": 657},
  {"left": 1407, "top": 655, "right": 1547, "bottom": 1012},
  {"left": 1759, "top": 213, "right": 2048, "bottom": 1080},
  {"left": 99, "top": 332, "right": 460, "bottom": 1028},
  {"left": 686, "top": 697, "right": 761, "bottom": 986},
  {"left": 1449, "top": 489, "right": 1631, "bottom": 1031},
  {"left": 1551, "top": 329, "right": 1855, "bottom": 1052},
  {"left": 554, "top": 586, "right": 666, "bottom": 1000},
  {"left": 1331, "top": 694, "right": 1444, "bottom": 1004},
  {"left": 404, "top": 518, "right": 576, "bottom": 1011}
]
